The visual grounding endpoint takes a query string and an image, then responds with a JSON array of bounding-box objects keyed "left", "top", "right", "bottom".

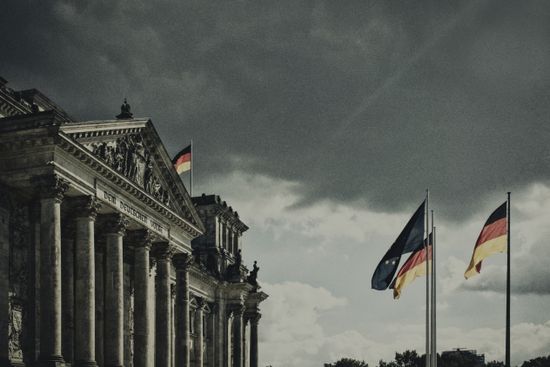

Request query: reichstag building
[{"left": 0, "top": 77, "right": 268, "bottom": 367}]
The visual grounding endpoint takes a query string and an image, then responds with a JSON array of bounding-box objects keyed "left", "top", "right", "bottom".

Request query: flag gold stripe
[
  {"left": 175, "top": 161, "right": 191, "bottom": 174},
  {"left": 393, "top": 259, "right": 431, "bottom": 299},
  {"left": 464, "top": 234, "right": 507, "bottom": 279}
]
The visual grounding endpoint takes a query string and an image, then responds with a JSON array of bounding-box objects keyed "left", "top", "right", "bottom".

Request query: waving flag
[
  {"left": 172, "top": 144, "right": 191, "bottom": 174},
  {"left": 465, "top": 202, "right": 507, "bottom": 279},
  {"left": 371, "top": 200, "right": 425, "bottom": 290},
  {"left": 392, "top": 233, "right": 432, "bottom": 299}
]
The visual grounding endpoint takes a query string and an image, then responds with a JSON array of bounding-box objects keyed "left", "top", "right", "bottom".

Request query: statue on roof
[
  {"left": 247, "top": 261, "right": 260, "bottom": 286},
  {"left": 116, "top": 98, "right": 133, "bottom": 119}
]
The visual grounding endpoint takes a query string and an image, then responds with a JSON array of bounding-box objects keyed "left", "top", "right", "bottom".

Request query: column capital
[
  {"left": 246, "top": 312, "right": 261, "bottom": 326},
  {"left": 128, "top": 229, "right": 155, "bottom": 250},
  {"left": 152, "top": 242, "right": 175, "bottom": 261},
  {"left": 101, "top": 213, "right": 129, "bottom": 235},
  {"left": 73, "top": 195, "right": 101, "bottom": 220},
  {"left": 228, "top": 303, "right": 245, "bottom": 317},
  {"left": 33, "top": 173, "right": 70, "bottom": 202},
  {"left": 172, "top": 253, "right": 194, "bottom": 271}
]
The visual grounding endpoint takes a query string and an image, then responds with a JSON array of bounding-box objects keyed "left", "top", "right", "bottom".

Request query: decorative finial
[{"left": 116, "top": 98, "right": 133, "bottom": 119}]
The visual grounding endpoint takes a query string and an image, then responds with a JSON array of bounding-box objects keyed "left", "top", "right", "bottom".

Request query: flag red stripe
[
  {"left": 475, "top": 217, "right": 507, "bottom": 248},
  {"left": 396, "top": 245, "right": 432, "bottom": 278},
  {"left": 174, "top": 152, "right": 191, "bottom": 166}
]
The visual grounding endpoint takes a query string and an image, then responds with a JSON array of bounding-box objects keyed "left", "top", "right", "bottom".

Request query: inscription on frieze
[
  {"left": 87, "top": 134, "right": 173, "bottom": 209},
  {"left": 96, "top": 182, "right": 169, "bottom": 238}
]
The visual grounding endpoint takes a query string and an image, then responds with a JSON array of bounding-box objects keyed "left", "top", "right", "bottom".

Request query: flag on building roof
[
  {"left": 371, "top": 200, "right": 426, "bottom": 290},
  {"left": 172, "top": 144, "right": 191, "bottom": 174},
  {"left": 391, "top": 233, "right": 432, "bottom": 299},
  {"left": 465, "top": 202, "right": 507, "bottom": 279}
]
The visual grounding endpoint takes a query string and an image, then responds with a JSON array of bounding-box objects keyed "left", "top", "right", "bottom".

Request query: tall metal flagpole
[
  {"left": 506, "top": 192, "right": 511, "bottom": 367},
  {"left": 425, "top": 189, "right": 430, "bottom": 367},
  {"left": 431, "top": 212, "right": 437, "bottom": 367},
  {"left": 190, "top": 139, "right": 194, "bottom": 197}
]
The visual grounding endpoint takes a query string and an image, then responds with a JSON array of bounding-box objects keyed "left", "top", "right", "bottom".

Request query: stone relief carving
[
  {"left": 9, "top": 206, "right": 29, "bottom": 303},
  {"left": 8, "top": 300, "right": 23, "bottom": 361},
  {"left": 88, "top": 134, "right": 172, "bottom": 208}
]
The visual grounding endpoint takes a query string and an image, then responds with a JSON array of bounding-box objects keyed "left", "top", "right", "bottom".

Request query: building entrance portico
[{"left": 0, "top": 78, "right": 268, "bottom": 367}]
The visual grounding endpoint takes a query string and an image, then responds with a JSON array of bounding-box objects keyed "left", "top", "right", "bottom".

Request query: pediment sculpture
[{"left": 88, "top": 134, "right": 173, "bottom": 208}]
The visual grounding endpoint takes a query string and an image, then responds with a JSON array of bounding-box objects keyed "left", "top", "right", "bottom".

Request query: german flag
[
  {"left": 464, "top": 202, "right": 507, "bottom": 279},
  {"left": 391, "top": 234, "right": 432, "bottom": 299},
  {"left": 172, "top": 145, "right": 191, "bottom": 174}
]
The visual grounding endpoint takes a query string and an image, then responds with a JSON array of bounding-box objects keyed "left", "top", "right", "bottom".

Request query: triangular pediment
[{"left": 60, "top": 118, "right": 203, "bottom": 232}]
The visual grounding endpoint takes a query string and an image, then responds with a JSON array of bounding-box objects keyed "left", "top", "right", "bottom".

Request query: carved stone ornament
[
  {"left": 152, "top": 242, "right": 175, "bottom": 260},
  {"left": 87, "top": 134, "right": 173, "bottom": 209},
  {"left": 247, "top": 312, "right": 262, "bottom": 325},
  {"left": 8, "top": 300, "right": 23, "bottom": 361},
  {"left": 33, "top": 174, "right": 70, "bottom": 202},
  {"left": 228, "top": 303, "right": 245, "bottom": 316},
  {"left": 102, "top": 213, "right": 129, "bottom": 235},
  {"left": 73, "top": 195, "right": 101, "bottom": 219},
  {"left": 172, "top": 252, "right": 194, "bottom": 271},
  {"left": 130, "top": 229, "right": 155, "bottom": 250},
  {"left": 116, "top": 98, "right": 133, "bottom": 120}
]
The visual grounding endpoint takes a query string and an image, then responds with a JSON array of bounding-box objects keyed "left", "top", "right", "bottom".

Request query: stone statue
[
  {"left": 116, "top": 98, "right": 133, "bottom": 119},
  {"left": 235, "top": 249, "right": 242, "bottom": 267},
  {"left": 247, "top": 261, "right": 260, "bottom": 286}
]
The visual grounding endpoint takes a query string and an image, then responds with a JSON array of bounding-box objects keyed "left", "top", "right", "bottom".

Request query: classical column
[
  {"left": 153, "top": 242, "right": 174, "bottom": 367},
  {"left": 74, "top": 196, "right": 100, "bottom": 367},
  {"left": 206, "top": 304, "right": 217, "bottom": 367},
  {"left": 249, "top": 314, "right": 261, "bottom": 367},
  {"left": 0, "top": 197, "right": 10, "bottom": 367},
  {"left": 171, "top": 284, "right": 176, "bottom": 367},
  {"left": 173, "top": 253, "right": 193, "bottom": 367},
  {"left": 123, "top": 251, "right": 134, "bottom": 367},
  {"left": 242, "top": 318, "right": 248, "bottom": 367},
  {"left": 95, "top": 240, "right": 105, "bottom": 367},
  {"left": 133, "top": 230, "right": 154, "bottom": 367},
  {"left": 231, "top": 305, "right": 244, "bottom": 367},
  {"left": 104, "top": 214, "right": 128, "bottom": 367},
  {"left": 35, "top": 174, "right": 69, "bottom": 367},
  {"left": 194, "top": 299, "right": 205, "bottom": 367},
  {"left": 61, "top": 220, "right": 76, "bottom": 364}
]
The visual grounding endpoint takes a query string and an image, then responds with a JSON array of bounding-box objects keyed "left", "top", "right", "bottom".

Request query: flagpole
[
  {"left": 425, "top": 189, "right": 430, "bottom": 367},
  {"left": 506, "top": 192, "right": 511, "bottom": 367},
  {"left": 190, "top": 139, "right": 193, "bottom": 197},
  {"left": 431, "top": 213, "right": 437, "bottom": 367}
]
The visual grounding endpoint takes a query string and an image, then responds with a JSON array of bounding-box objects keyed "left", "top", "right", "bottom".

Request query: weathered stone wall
[{"left": 0, "top": 190, "right": 35, "bottom": 367}]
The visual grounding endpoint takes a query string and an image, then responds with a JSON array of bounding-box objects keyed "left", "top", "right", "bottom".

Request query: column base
[
  {"left": 38, "top": 355, "right": 65, "bottom": 367},
  {"left": 73, "top": 361, "right": 97, "bottom": 367}
]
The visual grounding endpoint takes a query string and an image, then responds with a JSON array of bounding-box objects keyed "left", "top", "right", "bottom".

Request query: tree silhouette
[
  {"left": 521, "top": 355, "right": 550, "bottom": 367},
  {"left": 333, "top": 357, "right": 369, "bottom": 367}
]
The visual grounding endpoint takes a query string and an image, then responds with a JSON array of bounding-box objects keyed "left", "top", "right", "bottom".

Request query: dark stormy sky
[{"left": 2, "top": 1, "right": 550, "bottom": 366}]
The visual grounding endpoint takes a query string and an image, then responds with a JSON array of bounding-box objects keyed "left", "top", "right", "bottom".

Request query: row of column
[
  {"left": 34, "top": 175, "right": 193, "bottom": 367},
  {"left": 227, "top": 306, "right": 261, "bottom": 367},
  {"left": 34, "top": 174, "right": 261, "bottom": 367}
]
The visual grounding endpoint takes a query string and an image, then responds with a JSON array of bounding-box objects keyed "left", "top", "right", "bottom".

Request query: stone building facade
[{"left": 0, "top": 77, "right": 268, "bottom": 367}]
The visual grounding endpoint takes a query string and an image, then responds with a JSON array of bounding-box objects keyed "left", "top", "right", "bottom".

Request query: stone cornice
[{"left": 188, "top": 265, "right": 221, "bottom": 292}]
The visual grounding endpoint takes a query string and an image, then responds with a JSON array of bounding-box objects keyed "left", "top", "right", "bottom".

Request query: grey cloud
[{"left": 2, "top": 0, "right": 550, "bottom": 220}]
